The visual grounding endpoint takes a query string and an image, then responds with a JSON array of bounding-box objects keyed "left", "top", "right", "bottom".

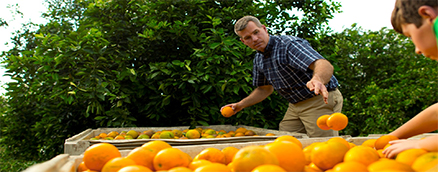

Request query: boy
[{"left": 382, "top": 0, "right": 438, "bottom": 158}]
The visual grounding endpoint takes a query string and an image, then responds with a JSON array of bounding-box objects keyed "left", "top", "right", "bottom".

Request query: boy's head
[{"left": 391, "top": 0, "right": 438, "bottom": 60}]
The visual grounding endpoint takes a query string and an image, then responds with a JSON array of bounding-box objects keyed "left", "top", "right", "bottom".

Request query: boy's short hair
[
  {"left": 234, "top": 16, "right": 263, "bottom": 37},
  {"left": 391, "top": 0, "right": 438, "bottom": 34}
]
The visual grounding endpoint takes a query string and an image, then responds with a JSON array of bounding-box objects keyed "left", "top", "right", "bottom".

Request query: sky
[{"left": 0, "top": 0, "right": 396, "bottom": 95}]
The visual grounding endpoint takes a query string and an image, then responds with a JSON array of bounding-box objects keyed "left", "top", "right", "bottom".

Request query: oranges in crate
[{"left": 79, "top": 135, "right": 438, "bottom": 172}]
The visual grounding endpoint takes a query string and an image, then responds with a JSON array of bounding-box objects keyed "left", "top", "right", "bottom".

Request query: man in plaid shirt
[{"left": 221, "top": 16, "right": 343, "bottom": 137}]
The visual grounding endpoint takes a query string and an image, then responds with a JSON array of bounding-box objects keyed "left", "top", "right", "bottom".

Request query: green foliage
[
  {"left": 0, "top": 0, "right": 340, "bottom": 160},
  {"left": 0, "top": 146, "right": 39, "bottom": 172}
]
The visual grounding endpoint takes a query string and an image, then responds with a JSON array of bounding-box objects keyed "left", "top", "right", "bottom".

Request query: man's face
[
  {"left": 238, "top": 21, "right": 270, "bottom": 52},
  {"left": 402, "top": 22, "right": 438, "bottom": 61}
]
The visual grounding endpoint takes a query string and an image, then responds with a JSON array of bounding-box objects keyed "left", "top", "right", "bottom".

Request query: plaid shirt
[{"left": 253, "top": 35, "right": 339, "bottom": 104}]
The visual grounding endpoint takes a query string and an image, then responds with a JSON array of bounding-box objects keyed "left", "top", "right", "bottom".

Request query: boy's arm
[{"left": 389, "top": 103, "right": 438, "bottom": 139}]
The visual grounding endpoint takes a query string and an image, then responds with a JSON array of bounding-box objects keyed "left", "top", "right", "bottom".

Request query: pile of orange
[
  {"left": 91, "top": 127, "right": 277, "bottom": 141},
  {"left": 78, "top": 135, "right": 438, "bottom": 172}
]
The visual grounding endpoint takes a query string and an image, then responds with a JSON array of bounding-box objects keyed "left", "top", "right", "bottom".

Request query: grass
[{"left": 0, "top": 147, "right": 40, "bottom": 172}]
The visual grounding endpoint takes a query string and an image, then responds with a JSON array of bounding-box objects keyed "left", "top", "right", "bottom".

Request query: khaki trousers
[{"left": 279, "top": 88, "right": 343, "bottom": 138}]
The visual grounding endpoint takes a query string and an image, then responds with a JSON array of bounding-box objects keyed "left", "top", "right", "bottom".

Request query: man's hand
[
  {"left": 306, "top": 76, "right": 329, "bottom": 104},
  {"left": 220, "top": 103, "right": 242, "bottom": 116}
]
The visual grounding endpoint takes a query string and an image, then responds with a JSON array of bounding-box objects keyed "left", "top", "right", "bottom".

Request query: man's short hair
[
  {"left": 391, "top": 0, "right": 438, "bottom": 34},
  {"left": 234, "top": 16, "right": 263, "bottom": 37}
]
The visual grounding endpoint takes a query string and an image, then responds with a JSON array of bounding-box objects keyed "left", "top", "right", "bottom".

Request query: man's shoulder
[
  {"left": 273, "top": 35, "right": 304, "bottom": 42},
  {"left": 271, "top": 35, "right": 307, "bottom": 46}
]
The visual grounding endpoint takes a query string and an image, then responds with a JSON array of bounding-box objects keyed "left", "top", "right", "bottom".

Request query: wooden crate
[{"left": 64, "top": 125, "right": 309, "bottom": 155}]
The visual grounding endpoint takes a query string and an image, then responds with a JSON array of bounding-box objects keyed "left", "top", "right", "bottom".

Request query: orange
[
  {"left": 126, "top": 130, "right": 139, "bottom": 139},
  {"left": 374, "top": 135, "right": 398, "bottom": 150},
  {"left": 304, "top": 163, "right": 323, "bottom": 172},
  {"left": 101, "top": 157, "right": 136, "bottom": 172},
  {"left": 332, "top": 161, "right": 368, "bottom": 172},
  {"left": 117, "top": 165, "right": 152, "bottom": 172},
  {"left": 107, "top": 131, "right": 119, "bottom": 138},
  {"left": 382, "top": 143, "right": 392, "bottom": 151},
  {"left": 316, "top": 114, "right": 331, "bottom": 130},
  {"left": 153, "top": 148, "right": 191, "bottom": 171},
  {"left": 327, "top": 137, "right": 350, "bottom": 149},
  {"left": 264, "top": 141, "right": 306, "bottom": 172},
  {"left": 114, "top": 135, "right": 125, "bottom": 140},
  {"left": 82, "top": 170, "right": 98, "bottom": 172},
  {"left": 221, "top": 106, "right": 234, "bottom": 117},
  {"left": 172, "top": 129, "right": 183, "bottom": 138},
  {"left": 189, "top": 160, "right": 212, "bottom": 171},
  {"left": 376, "top": 149, "right": 385, "bottom": 158},
  {"left": 77, "top": 161, "right": 89, "bottom": 172},
  {"left": 232, "top": 145, "right": 279, "bottom": 172},
  {"left": 168, "top": 167, "right": 193, "bottom": 172},
  {"left": 203, "top": 129, "right": 216, "bottom": 136},
  {"left": 303, "top": 142, "right": 322, "bottom": 165},
  {"left": 396, "top": 148, "right": 428, "bottom": 166},
  {"left": 185, "top": 129, "right": 201, "bottom": 139},
  {"left": 141, "top": 140, "right": 172, "bottom": 152},
  {"left": 193, "top": 147, "right": 226, "bottom": 164},
  {"left": 251, "top": 164, "right": 286, "bottom": 172},
  {"left": 368, "top": 159, "right": 414, "bottom": 172},
  {"left": 274, "top": 135, "right": 303, "bottom": 149},
  {"left": 265, "top": 133, "right": 275, "bottom": 136},
  {"left": 412, "top": 152, "right": 438, "bottom": 171},
  {"left": 126, "top": 146, "right": 159, "bottom": 170},
  {"left": 194, "top": 163, "right": 231, "bottom": 172},
  {"left": 244, "top": 130, "right": 256, "bottom": 136},
  {"left": 361, "top": 138, "right": 377, "bottom": 148},
  {"left": 311, "top": 141, "right": 349, "bottom": 171},
  {"left": 348, "top": 142, "right": 356, "bottom": 148},
  {"left": 326, "top": 113, "right": 348, "bottom": 131},
  {"left": 234, "top": 132, "right": 245, "bottom": 137},
  {"left": 343, "top": 145, "right": 380, "bottom": 166},
  {"left": 235, "top": 127, "right": 247, "bottom": 134},
  {"left": 99, "top": 133, "right": 108, "bottom": 138},
  {"left": 83, "top": 143, "right": 121, "bottom": 171},
  {"left": 221, "top": 147, "right": 239, "bottom": 165},
  {"left": 159, "top": 131, "right": 175, "bottom": 139},
  {"left": 151, "top": 133, "right": 160, "bottom": 139}
]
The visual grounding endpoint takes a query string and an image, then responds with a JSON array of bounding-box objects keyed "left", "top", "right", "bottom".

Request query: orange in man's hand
[
  {"left": 326, "top": 113, "right": 348, "bottom": 131},
  {"left": 316, "top": 115, "right": 331, "bottom": 130},
  {"left": 221, "top": 106, "right": 234, "bottom": 117}
]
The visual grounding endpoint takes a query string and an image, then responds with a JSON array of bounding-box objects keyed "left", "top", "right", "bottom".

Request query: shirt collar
[{"left": 257, "top": 35, "right": 275, "bottom": 58}]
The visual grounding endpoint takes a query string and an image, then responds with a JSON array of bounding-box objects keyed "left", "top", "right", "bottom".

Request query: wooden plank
[{"left": 23, "top": 154, "right": 70, "bottom": 172}]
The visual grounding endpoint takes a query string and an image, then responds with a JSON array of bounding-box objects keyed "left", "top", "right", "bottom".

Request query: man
[{"left": 221, "top": 16, "right": 343, "bottom": 137}]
